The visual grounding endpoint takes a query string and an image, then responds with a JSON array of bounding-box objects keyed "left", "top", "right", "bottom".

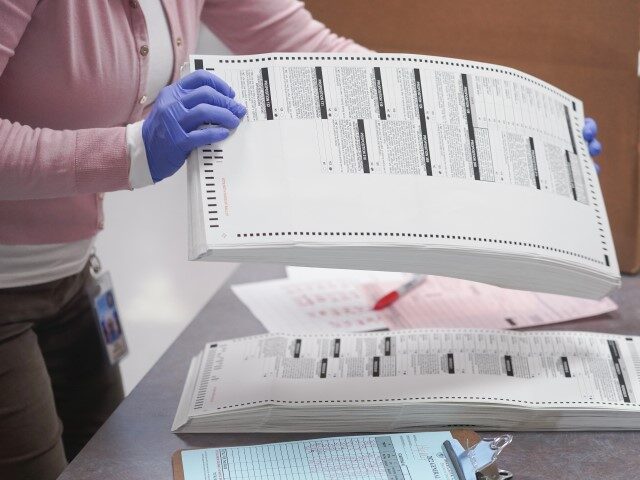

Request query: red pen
[{"left": 373, "top": 275, "right": 426, "bottom": 310}]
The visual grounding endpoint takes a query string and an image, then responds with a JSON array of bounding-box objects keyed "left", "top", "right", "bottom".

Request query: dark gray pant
[{"left": 0, "top": 266, "right": 124, "bottom": 480}]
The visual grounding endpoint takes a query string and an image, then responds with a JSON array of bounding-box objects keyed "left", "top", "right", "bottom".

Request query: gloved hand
[
  {"left": 583, "top": 117, "right": 602, "bottom": 173},
  {"left": 142, "top": 70, "right": 247, "bottom": 183}
]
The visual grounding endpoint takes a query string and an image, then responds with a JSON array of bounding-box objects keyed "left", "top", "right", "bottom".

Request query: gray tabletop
[{"left": 58, "top": 264, "right": 640, "bottom": 480}]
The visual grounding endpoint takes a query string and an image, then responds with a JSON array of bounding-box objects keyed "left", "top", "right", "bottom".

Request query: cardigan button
[
  {"left": 176, "top": 37, "right": 183, "bottom": 47},
  {"left": 129, "top": 0, "right": 138, "bottom": 8},
  {"left": 139, "top": 45, "right": 149, "bottom": 57}
]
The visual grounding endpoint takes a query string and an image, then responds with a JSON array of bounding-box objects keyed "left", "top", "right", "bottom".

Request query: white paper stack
[
  {"left": 187, "top": 53, "right": 620, "bottom": 299},
  {"left": 172, "top": 329, "right": 640, "bottom": 433}
]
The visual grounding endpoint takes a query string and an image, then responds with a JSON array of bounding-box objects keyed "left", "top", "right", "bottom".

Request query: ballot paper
[
  {"left": 186, "top": 53, "right": 620, "bottom": 299},
  {"left": 179, "top": 431, "right": 462, "bottom": 480},
  {"left": 173, "top": 329, "right": 640, "bottom": 432},
  {"left": 231, "top": 275, "right": 617, "bottom": 333}
]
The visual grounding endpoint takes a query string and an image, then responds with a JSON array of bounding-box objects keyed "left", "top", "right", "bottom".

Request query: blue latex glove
[
  {"left": 142, "top": 70, "right": 247, "bottom": 183},
  {"left": 583, "top": 117, "right": 602, "bottom": 173}
]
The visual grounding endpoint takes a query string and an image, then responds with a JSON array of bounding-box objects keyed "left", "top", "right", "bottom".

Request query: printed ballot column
[{"left": 304, "top": 0, "right": 640, "bottom": 274}]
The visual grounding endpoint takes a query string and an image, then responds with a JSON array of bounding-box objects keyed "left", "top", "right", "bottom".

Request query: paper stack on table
[
  {"left": 172, "top": 329, "right": 640, "bottom": 433},
  {"left": 232, "top": 267, "right": 617, "bottom": 333},
  {"left": 187, "top": 53, "right": 621, "bottom": 299}
]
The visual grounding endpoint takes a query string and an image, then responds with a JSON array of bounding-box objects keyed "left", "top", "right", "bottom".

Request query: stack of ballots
[
  {"left": 172, "top": 328, "right": 640, "bottom": 433},
  {"left": 187, "top": 52, "right": 620, "bottom": 299}
]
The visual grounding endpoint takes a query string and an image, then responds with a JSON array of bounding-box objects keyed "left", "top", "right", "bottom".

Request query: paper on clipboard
[{"left": 172, "top": 429, "right": 508, "bottom": 480}]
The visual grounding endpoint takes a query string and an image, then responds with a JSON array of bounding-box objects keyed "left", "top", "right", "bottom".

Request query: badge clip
[{"left": 443, "top": 434, "right": 513, "bottom": 480}]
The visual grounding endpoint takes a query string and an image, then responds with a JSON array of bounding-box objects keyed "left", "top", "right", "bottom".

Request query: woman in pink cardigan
[
  {"left": 0, "top": 1, "right": 602, "bottom": 479},
  {"left": 0, "top": 1, "right": 369, "bottom": 478}
]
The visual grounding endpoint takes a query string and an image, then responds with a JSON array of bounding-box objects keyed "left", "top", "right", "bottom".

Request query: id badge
[{"left": 89, "top": 269, "right": 128, "bottom": 365}]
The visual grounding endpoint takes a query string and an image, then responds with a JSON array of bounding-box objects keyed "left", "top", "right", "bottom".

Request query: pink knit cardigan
[{"left": 0, "top": 0, "right": 366, "bottom": 244}]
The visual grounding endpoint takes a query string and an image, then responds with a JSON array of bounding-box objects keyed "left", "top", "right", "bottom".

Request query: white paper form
[
  {"left": 180, "top": 432, "right": 459, "bottom": 480},
  {"left": 231, "top": 275, "right": 617, "bottom": 333},
  {"left": 188, "top": 330, "right": 640, "bottom": 416},
  {"left": 189, "top": 53, "right": 618, "bottom": 291}
]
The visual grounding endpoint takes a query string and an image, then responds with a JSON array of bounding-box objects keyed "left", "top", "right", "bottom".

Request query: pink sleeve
[
  {"left": 0, "top": 0, "right": 37, "bottom": 73},
  {"left": 0, "top": 121, "right": 131, "bottom": 201},
  {"left": 0, "top": 0, "right": 131, "bottom": 201},
  {"left": 201, "top": 0, "right": 370, "bottom": 54}
]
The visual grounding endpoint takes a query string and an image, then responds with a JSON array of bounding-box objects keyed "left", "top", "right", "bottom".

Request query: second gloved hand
[
  {"left": 583, "top": 117, "right": 601, "bottom": 157},
  {"left": 142, "top": 70, "right": 247, "bottom": 183},
  {"left": 582, "top": 117, "right": 602, "bottom": 174}
]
